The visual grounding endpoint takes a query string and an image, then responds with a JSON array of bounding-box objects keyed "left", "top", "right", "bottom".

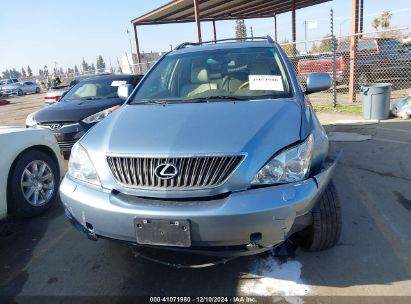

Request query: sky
[{"left": 0, "top": 0, "right": 410, "bottom": 74}]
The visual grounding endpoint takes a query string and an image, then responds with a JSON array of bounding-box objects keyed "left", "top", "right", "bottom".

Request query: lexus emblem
[{"left": 154, "top": 163, "right": 178, "bottom": 180}]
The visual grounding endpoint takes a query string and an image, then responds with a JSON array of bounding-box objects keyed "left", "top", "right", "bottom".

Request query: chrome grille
[
  {"left": 106, "top": 154, "right": 245, "bottom": 190},
  {"left": 58, "top": 140, "right": 77, "bottom": 152}
]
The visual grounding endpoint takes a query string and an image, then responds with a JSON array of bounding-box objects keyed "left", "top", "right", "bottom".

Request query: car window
[
  {"left": 379, "top": 39, "right": 408, "bottom": 52},
  {"left": 337, "top": 40, "right": 377, "bottom": 53},
  {"left": 61, "top": 78, "right": 131, "bottom": 102},
  {"left": 131, "top": 46, "right": 292, "bottom": 103}
]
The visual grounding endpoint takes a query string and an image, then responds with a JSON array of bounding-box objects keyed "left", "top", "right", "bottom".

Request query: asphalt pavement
[{"left": 0, "top": 94, "right": 410, "bottom": 303}]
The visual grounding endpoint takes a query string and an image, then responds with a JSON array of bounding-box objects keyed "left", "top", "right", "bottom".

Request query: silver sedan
[{"left": 1, "top": 81, "right": 40, "bottom": 96}]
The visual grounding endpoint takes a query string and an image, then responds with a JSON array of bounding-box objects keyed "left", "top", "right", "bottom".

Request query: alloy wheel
[{"left": 20, "top": 160, "right": 55, "bottom": 207}]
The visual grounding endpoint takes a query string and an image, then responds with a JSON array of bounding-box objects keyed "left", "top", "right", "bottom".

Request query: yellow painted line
[{"left": 347, "top": 167, "right": 411, "bottom": 275}]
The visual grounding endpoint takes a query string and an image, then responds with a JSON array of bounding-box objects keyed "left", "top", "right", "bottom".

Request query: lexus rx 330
[{"left": 60, "top": 37, "right": 341, "bottom": 256}]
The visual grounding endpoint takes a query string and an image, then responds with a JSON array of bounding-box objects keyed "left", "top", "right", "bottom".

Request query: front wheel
[
  {"left": 35, "top": 87, "right": 40, "bottom": 94},
  {"left": 295, "top": 181, "right": 342, "bottom": 251},
  {"left": 17, "top": 89, "right": 23, "bottom": 96},
  {"left": 7, "top": 150, "right": 59, "bottom": 217}
]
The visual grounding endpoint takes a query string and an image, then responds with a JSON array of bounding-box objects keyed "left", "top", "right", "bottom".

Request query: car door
[{"left": 23, "top": 82, "right": 34, "bottom": 93}]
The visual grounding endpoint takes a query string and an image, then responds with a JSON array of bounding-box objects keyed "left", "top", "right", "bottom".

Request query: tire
[
  {"left": 17, "top": 89, "right": 23, "bottom": 96},
  {"left": 7, "top": 150, "right": 59, "bottom": 217},
  {"left": 35, "top": 87, "right": 40, "bottom": 94},
  {"left": 296, "top": 181, "right": 342, "bottom": 251}
]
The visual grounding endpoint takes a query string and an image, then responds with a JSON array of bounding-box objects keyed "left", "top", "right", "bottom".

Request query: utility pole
[{"left": 303, "top": 21, "right": 308, "bottom": 52}]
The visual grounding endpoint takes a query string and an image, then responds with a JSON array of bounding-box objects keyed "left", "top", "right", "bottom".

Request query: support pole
[
  {"left": 291, "top": 0, "right": 297, "bottom": 56},
  {"left": 359, "top": 0, "right": 364, "bottom": 36},
  {"left": 331, "top": 9, "right": 337, "bottom": 108},
  {"left": 348, "top": 0, "right": 359, "bottom": 103},
  {"left": 212, "top": 20, "right": 217, "bottom": 41},
  {"left": 133, "top": 24, "right": 142, "bottom": 74},
  {"left": 273, "top": 14, "right": 277, "bottom": 41},
  {"left": 193, "top": 0, "right": 202, "bottom": 43},
  {"left": 291, "top": 0, "right": 296, "bottom": 43}
]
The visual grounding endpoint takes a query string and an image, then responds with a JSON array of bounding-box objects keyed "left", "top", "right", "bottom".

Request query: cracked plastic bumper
[{"left": 60, "top": 154, "right": 339, "bottom": 255}]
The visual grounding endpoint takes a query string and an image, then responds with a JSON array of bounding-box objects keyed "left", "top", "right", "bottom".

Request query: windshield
[
  {"left": 130, "top": 46, "right": 292, "bottom": 103},
  {"left": 61, "top": 78, "right": 129, "bottom": 102},
  {"left": 379, "top": 39, "right": 409, "bottom": 52}
]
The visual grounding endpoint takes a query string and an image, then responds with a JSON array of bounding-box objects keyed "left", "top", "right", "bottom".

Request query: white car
[{"left": 0, "top": 127, "right": 64, "bottom": 219}]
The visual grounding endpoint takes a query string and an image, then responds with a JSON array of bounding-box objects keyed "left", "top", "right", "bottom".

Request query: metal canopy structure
[
  {"left": 130, "top": 0, "right": 331, "bottom": 73},
  {"left": 131, "top": 0, "right": 330, "bottom": 25}
]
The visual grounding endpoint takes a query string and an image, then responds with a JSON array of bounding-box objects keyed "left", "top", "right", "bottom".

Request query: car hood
[
  {"left": 33, "top": 98, "right": 124, "bottom": 122},
  {"left": 2, "top": 84, "right": 20, "bottom": 90},
  {"left": 81, "top": 99, "right": 304, "bottom": 195}
]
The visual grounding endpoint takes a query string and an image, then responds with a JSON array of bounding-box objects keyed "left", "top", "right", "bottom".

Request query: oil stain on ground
[{"left": 393, "top": 191, "right": 411, "bottom": 210}]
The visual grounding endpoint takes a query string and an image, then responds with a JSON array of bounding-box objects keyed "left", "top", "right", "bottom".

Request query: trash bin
[{"left": 361, "top": 83, "right": 391, "bottom": 120}]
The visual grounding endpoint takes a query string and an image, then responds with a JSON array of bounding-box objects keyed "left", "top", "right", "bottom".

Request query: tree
[
  {"left": 312, "top": 35, "right": 336, "bottom": 53},
  {"left": 96, "top": 55, "right": 106, "bottom": 72},
  {"left": 10, "top": 68, "right": 21, "bottom": 78},
  {"left": 2, "top": 70, "right": 11, "bottom": 79},
  {"left": 39, "top": 69, "right": 43, "bottom": 77},
  {"left": 43, "top": 65, "right": 49, "bottom": 76},
  {"left": 27, "top": 66, "right": 33, "bottom": 77},
  {"left": 74, "top": 65, "right": 79, "bottom": 74},
  {"left": 90, "top": 64, "right": 96, "bottom": 73},
  {"left": 21, "top": 67, "right": 27, "bottom": 77},
  {"left": 81, "top": 59, "right": 89, "bottom": 72},
  {"left": 371, "top": 18, "right": 380, "bottom": 31},
  {"left": 380, "top": 11, "right": 392, "bottom": 29},
  {"left": 59, "top": 67, "right": 64, "bottom": 75},
  {"left": 235, "top": 19, "right": 247, "bottom": 40},
  {"left": 281, "top": 39, "right": 298, "bottom": 57}
]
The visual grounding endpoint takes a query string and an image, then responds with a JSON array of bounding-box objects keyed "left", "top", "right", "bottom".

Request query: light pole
[
  {"left": 126, "top": 29, "right": 134, "bottom": 73},
  {"left": 303, "top": 20, "right": 308, "bottom": 52}
]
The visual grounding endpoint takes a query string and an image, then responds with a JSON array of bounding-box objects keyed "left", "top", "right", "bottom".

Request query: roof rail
[{"left": 174, "top": 35, "right": 274, "bottom": 50}]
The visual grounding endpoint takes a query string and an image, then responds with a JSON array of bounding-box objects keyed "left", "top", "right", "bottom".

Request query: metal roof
[{"left": 131, "top": 0, "right": 331, "bottom": 25}]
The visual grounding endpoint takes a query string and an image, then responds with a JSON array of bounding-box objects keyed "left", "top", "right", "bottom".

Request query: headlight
[
  {"left": 82, "top": 105, "right": 120, "bottom": 124},
  {"left": 251, "top": 134, "right": 314, "bottom": 185},
  {"left": 68, "top": 143, "right": 101, "bottom": 186},
  {"left": 26, "top": 112, "right": 37, "bottom": 127}
]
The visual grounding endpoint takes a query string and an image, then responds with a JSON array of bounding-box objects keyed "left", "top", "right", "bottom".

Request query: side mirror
[
  {"left": 118, "top": 84, "right": 134, "bottom": 100},
  {"left": 305, "top": 73, "right": 332, "bottom": 94}
]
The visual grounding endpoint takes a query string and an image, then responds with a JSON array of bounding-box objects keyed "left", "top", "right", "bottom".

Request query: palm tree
[
  {"left": 380, "top": 11, "right": 392, "bottom": 29},
  {"left": 371, "top": 18, "right": 380, "bottom": 31}
]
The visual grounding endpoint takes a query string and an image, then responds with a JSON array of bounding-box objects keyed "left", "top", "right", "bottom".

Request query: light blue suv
[{"left": 60, "top": 37, "right": 341, "bottom": 256}]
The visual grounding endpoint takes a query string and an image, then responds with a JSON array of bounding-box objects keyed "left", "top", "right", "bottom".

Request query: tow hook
[{"left": 246, "top": 242, "right": 260, "bottom": 251}]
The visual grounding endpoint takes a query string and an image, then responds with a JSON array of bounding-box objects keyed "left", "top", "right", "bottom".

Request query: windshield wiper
[
  {"left": 133, "top": 99, "right": 168, "bottom": 105},
  {"left": 185, "top": 95, "right": 246, "bottom": 102}
]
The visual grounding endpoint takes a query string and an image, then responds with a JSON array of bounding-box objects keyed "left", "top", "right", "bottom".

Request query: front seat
[{"left": 181, "top": 67, "right": 217, "bottom": 98}]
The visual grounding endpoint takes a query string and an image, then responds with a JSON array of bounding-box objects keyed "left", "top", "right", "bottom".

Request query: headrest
[
  {"left": 249, "top": 61, "right": 272, "bottom": 75},
  {"left": 191, "top": 68, "right": 209, "bottom": 83}
]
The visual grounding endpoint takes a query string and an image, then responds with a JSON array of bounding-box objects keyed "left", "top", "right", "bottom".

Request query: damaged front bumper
[{"left": 60, "top": 153, "right": 340, "bottom": 257}]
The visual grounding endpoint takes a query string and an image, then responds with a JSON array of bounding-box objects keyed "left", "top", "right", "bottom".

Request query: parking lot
[{"left": 0, "top": 94, "right": 410, "bottom": 302}]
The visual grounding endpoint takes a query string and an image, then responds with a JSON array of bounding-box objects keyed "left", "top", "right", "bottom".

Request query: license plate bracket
[{"left": 134, "top": 218, "right": 191, "bottom": 247}]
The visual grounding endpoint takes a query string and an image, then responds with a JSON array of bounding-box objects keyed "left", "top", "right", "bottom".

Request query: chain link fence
[{"left": 282, "top": 27, "right": 411, "bottom": 106}]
